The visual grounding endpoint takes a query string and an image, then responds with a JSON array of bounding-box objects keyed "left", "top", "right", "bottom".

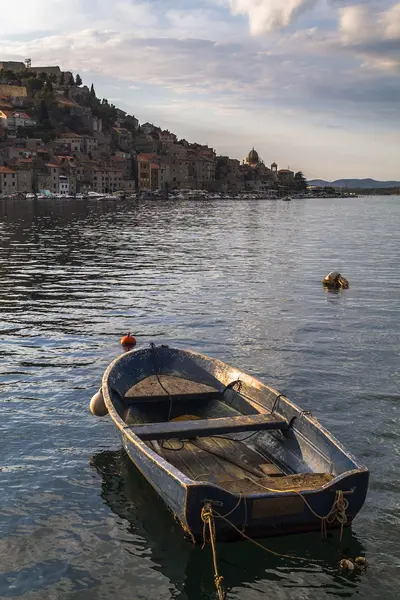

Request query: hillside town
[{"left": 0, "top": 60, "right": 308, "bottom": 198}]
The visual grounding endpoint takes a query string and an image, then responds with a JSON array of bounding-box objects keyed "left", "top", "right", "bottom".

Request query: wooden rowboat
[{"left": 96, "top": 344, "right": 369, "bottom": 542}]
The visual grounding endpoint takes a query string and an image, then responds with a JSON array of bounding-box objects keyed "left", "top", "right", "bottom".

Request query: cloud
[
  {"left": 0, "top": 31, "right": 265, "bottom": 92},
  {"left": 0, "top": 1, "right": 160, "bottom": 36},
  {"left": 338, "top": 3, "right": 400, "bottom": 71},
  {"left": 339, "top": 5, "right": 372, "bottom": 44},
  {"left": 384, "top": 3, "right": 400, "bottom": 39},
  {"left": 0, "top": 0, "right": 398, "bottom": 178},
  {"left": 339, "top": 3, "right": 400, "bottom": 44},
  {"left": 0, "top": 0, "right": 82, "bottom": 35},
  {"left": 226, "top": 0, "right": 319, "bottom": 33},
  {"left": 0, "top": 24, "right": 397, "bottom": 125}
]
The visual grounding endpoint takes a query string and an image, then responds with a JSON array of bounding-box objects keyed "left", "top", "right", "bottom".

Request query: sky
[{"left": 0, "top": 0, "right": 399, "bottom": 180}]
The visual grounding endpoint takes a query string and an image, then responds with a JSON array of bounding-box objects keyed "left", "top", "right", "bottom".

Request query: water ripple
[{"left": 0, "top": 196, "right": 399, "bottom": 599}]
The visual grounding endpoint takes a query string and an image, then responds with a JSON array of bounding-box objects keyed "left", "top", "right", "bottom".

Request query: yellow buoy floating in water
[
  {"left": 90, "top": 387, "right": 108, "bottom": 416},
  {"left": 322, "top": 271, "right": 349, "bottom": 289},
  {"left": 339, "top": 559, "right": 355, "bottom": 571}
]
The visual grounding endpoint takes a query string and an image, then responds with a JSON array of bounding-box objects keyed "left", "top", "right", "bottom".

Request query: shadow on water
[{"left": 91, "top": 449, "right": 368, "bottom": 599}]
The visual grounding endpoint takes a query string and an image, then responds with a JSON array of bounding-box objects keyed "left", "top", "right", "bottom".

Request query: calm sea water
[{"left": 0, "top": 196, "right": 399, "bottom": 600}]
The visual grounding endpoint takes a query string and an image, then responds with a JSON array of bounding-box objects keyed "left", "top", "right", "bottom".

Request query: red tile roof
[
  {"left": 0, "top": 166, "right": 16, "bottom": 174},
  {"left": 137, "top": 153, "right": 157, "bottom": 161},
  {"left": 56, "top": 98, "right": 79, "bottom": 107},
  {"left": 112, "top": 127, "right": 131, "bottom": 134},
  {"left": 0, "top": 110, "right": 32, "bottom": 119},
  {"left": 59, "top": 132, "right": 82, "bottom": 138}
]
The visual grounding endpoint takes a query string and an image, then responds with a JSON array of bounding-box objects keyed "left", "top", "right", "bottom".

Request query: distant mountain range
[{"left": 309, "top": 178, "right": 400, "bottom": 189}]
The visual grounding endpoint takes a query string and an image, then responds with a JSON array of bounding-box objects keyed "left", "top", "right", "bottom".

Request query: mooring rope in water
[
  {"left": 201, "top": 504, "right": 226, "bottom": 600},
  {"left": 201, "top": 499, "right": 327, "bottom": 600},
  {"left": 201, "top": 492, "right": 364, "bottom": 598},
  {"left": 212, "top": 505, "right": 324, "bottom": 563}
]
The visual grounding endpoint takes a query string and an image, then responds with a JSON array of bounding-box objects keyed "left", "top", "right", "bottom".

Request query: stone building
[
  {"left": 41, "top": 162, "right": 60, "bottom": 194},
  {"left": 111, "top": 127, "right": 133, "bottom": 152},
  {"left": 0, "top": 61, "right": 26, "bottom": 72},
  {"left": 0, "top": 110, "right": 36, "bottom": 131},
  {"left": 27, "top": 65, "right": 72, "bottom": 83},
  {"left": 16, "top": 168, "right": 33, "bottom": 193},
  {"left": 137, "top": 154, "right": 161, "bottom": 191},
  {"left": 243, "top": 148, "right": 260, "bottom": 167},
  {"left": 167, "top": 145, "right": 189, "bottom": 189},
  {"left": 0, "top": 165, "right": 17, "bottom": 194},
  {"left": 92, "top": 167, "right": 123, "bottom": 194}
]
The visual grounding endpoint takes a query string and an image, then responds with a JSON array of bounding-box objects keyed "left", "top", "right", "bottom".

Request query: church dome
[{"left": 247, "top": 148, "right": 259, "bottom": 164}]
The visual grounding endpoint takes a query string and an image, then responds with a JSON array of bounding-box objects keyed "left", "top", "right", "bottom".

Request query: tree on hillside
[
  {"left": 294, "top": 171, "right": 308, "bottom": 192},
  {"left": 75, "top": 73, "right": 82, "bottom": 86},
  {"left": 45, "top": 79, "right": 53, "bottom": 93},
  {"left": 27, "top": 77, "right": 44, "bottom": 96},
  {"left": 90, "top": 83, "right": 96, "bottom": 98},
  {"left": 19, "top": 69, "right": 36, "bottom": 80},
  {"left": 3, "top": 69, "right": 23, "bottom": 84},
  {"left": 0, "top": 69, "right": 20, "bottom": 83},
  {"left": 323, "top": 186, "right": 336, "bottom": 195},
  {"left": 67, "top": 73, "right": 74, "bottom": 86},
  {"left": 38, "top": 100, "right": 49, "bottom": 122},
  {"left": 60, "top": 72, "right": 65, "bottom": 85}
]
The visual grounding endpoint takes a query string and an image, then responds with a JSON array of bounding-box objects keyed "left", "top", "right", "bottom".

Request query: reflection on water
[
  {"left": 91, "top": 449, "right": 368, "bottom": 600},
  {"left": 0, "top": 196, "right": 399, "bottom": 599}
]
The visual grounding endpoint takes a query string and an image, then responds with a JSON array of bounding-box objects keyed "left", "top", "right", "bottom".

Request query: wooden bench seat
[
  {"left": 124, "top": 375, "right": 221, "bottom": 404},
  {"left": 129, "top": 413, "right": 288, "bottom": 440}
]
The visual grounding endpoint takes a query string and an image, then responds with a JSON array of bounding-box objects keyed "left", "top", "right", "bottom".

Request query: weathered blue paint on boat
[{"left": 100, "top": 345, "right": 369, "bottom": 542}]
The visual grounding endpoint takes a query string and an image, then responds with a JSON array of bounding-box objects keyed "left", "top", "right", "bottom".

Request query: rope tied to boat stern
[
  {"left": 322, "top": 489, "right": 349, "bottom": 542},
  {"left": 245, "top": 476, "right": 350, "bottom": 541},
  {"left": 200, "top": 493, "right": 363, "bottom": 596},
  {"left": 201, "top": 504, "right": 226, "bottom": 600}
]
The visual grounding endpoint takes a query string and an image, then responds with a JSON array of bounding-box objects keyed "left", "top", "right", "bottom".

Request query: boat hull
[{"left": 121, "top": 427, "right": 368, "bottom": 542}]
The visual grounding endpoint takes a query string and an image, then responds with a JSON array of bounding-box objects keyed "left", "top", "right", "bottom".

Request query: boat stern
[{"left": 184, "top": 467, "right": 369, "bottom": 542}]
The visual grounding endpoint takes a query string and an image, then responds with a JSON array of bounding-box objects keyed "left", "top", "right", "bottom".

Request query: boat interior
[{"left": 119, "top": 374, "right": 336, "bottom": 495}]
